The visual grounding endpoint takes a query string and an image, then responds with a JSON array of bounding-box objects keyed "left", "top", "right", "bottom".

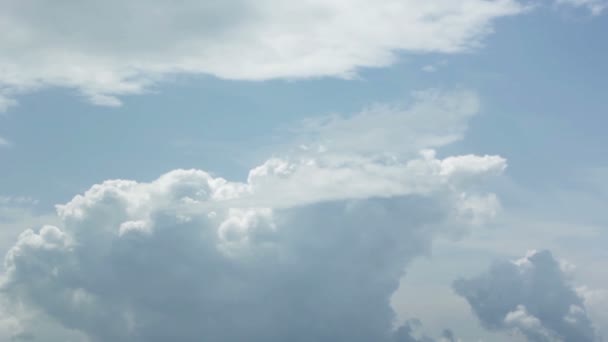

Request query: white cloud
[
  {"left": 504, "top": 305, "right": 561, "bottom": 341},
  {"left": 555, "top": 0, "right": 608, "bottom": 15},
  {"left": 0, "top": 163, "right": 502, "bottom": 342},
  {"left": 294, "top": 89, "right": 481, "bottom": 158},
  {"left": 0, "top": 0, "right": 525, "bottom": 109},
  {"left": 454, "top": 250, "right": 600, "bottom": 342},
  {"left": 0, "top": 90, "right": 504, "bottom": 341},
  {"left": 0, "top": 196, "right": 48, "bottom": 255},
  {"left": 578, "top": 287, "right": 608, "bottom": 340}
]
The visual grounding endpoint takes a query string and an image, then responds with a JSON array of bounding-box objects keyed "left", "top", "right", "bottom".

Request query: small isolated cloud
[
  {"left": 422, "top": 65, "right": 438, "bottom": 73},
  {"left": 0, "top": 90, "right": 503, "bottom": 341},
  {"left": 555, "top": 0, "right": 608, "bottom": 15},
  {"left": 0, "top": 1, "right": 525, "bottom": 109},
  {"left": 454, "top": 250, "right": 600, "bottom": 342},
  {"left": 0, "top": 137, "right": 10, "bottom": 148},
  {"left": 422, "top": 61, "right": 448, "bottom": 73}
]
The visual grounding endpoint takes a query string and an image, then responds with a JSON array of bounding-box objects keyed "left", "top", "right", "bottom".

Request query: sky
[{"left": 0, "top": 1, "right": 607, "bottom": 341}]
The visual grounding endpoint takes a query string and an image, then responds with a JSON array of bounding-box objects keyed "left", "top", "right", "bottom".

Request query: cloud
[
  {"left": 0, "top": 137, "right": 11, "bottom": 148},
  {"left": 0, "top": 197, "right": 38, "bottom": 206},
  {"left": 0, "top": 0, "right": 525, "bottom": 109},
  {"left": 454, "top": 250, "right": 600, "bottom": 342},
  {"left": 421, "top": 61, "right": 448, "bottom": 73},
  {"left": 0, "top": 90, "right": 504, "bottom": 341},
  {"left": 0, "top": 195, "right": 56, "bottom": 289},
  {"left": 393, "top": 319, "right": 459, "bottom": 342},
  {"left": 578, "top": 287, "right": 608, "bottom": 340},
  {"left": 294, "top": 89, "right": 480, "bottom": 158},
  {"left": 555, "top": 0, "right": 608, "bottom": 15},
  {"left": 422, "top": 65, "right": 438, "bottom": 73}
]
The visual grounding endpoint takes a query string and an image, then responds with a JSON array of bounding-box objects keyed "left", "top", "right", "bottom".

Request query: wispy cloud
[
  {"left": 556, "top": 0, "right": 608, "bottom": 15},
  {"left": 0, "top": 136, "right": 11, "bottom": 148},
  {"left": 0, "top": 0, "right": 525, "bottom": 110}
]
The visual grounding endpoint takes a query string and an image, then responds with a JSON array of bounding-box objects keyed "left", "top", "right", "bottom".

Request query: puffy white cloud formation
[
  {"left": 1, "top": 156, "right": 501, "bottom": 341},
  {"left": 454, "top": 250, "right": 600, "bottom": 342},
  {"left": 0, "top": 90, "right": 504, "bottom": 341},
  {"left": 0, "top": 0, "right": 525, "bottom": 108}
]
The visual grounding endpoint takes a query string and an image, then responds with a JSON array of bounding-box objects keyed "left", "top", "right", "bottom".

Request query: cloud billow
[
  {"left": 0, "top": 90, "right": 505, "bottom": 341},
  {"left": 454, "top": 250, "right": 600, "bottom": 342}
]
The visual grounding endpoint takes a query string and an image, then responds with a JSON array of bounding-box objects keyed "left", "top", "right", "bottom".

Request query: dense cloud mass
[
  {"left": 0, "top": 91, "right": 503, "bottom": 341},
  {"left": 454, "top": 250, "right": 601, "bottom": 342},
  {"left": 0, "top": 0, "right": 525, "bottom": 109},
  {"left": 1, "top": 157, "right": 499, "bottom": 342}
]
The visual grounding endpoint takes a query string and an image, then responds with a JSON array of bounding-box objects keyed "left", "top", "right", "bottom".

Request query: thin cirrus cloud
[
  {"left": 555, "top": 0, "right": 608, "bottom": 15},
  {"left": 0, "top": 0, "right": 526, "bottom": 109},
  {"left": 0, "top": 90, "right": 505, "bottom": 341}
]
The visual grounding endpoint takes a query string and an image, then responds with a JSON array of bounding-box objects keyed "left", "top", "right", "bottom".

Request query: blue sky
[{"left": 0, "top": 1, "right": 607, "bottom": 341}]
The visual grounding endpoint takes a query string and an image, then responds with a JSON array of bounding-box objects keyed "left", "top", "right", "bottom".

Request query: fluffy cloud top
[
  {"left": 0, "top": 0, "right": 525, "bottom": 108},
  {"left": 1, "top": 153, "right": 502, "bottom": 342},
  {"left": 454, "top": 250, "right": 600, "bottom": 342},
  {"left": 0, "top": 90, "right": 504, "bottom": 341}
]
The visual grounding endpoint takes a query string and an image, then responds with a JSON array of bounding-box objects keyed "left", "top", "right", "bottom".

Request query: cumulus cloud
[
  {"left": 578, "top": 287, "right": 608, "bottom": 339},
  {"left": 454, "top": 250, "right": 600, "bottom": 342},
  {"left": 0, "top": 90, "right": 504, "bottom": 341},
  {"left": 555, "top": 0, "right": 608, "bottom": 15},
  {"left": 0, "top": 0, "right": 525, "bottom": 109},
  {"left": 0, "top": 196, "right": 48, "bottom": 255}
]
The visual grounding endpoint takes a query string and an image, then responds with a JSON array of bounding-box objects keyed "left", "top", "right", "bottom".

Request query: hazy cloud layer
[
  {"left": 0, "top": 0, "right": 525, "bottom": 109},
  {"left": 555, "top": 0, "right": 608, "bottom": 15},
  {"left": 454, "top": 250, "right": 601, "bottom": 341},
  {"left": 0, "top": 90, "right": 502, "bottom": 341}
]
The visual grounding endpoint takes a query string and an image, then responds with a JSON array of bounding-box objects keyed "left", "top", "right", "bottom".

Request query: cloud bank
[
  {"left": 0, "top": 90, "right": 503, "bottom": 341},
  {"left": 0, "top": 0, "right": 525, "bottom": 109},
  {"left": 454, "top": 250, "right": 601, "bottom": 342}
]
